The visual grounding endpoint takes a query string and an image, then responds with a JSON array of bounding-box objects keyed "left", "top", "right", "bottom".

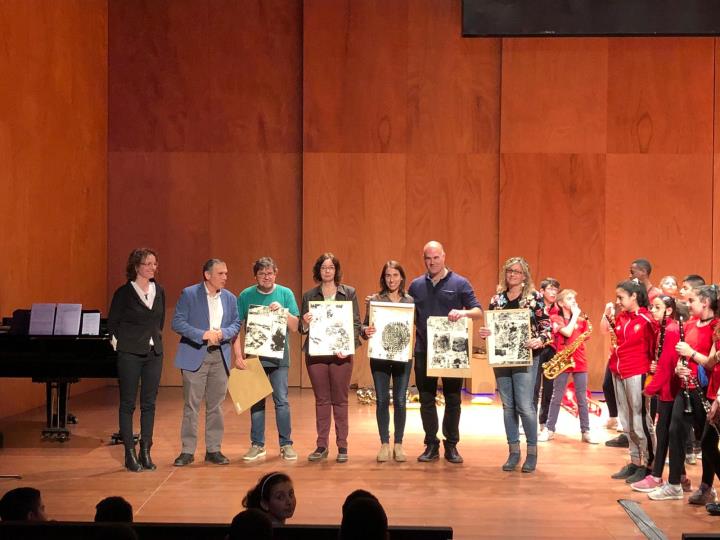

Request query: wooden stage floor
[{"left": 0, "top": 386, "right": 718, "bottom": 539}]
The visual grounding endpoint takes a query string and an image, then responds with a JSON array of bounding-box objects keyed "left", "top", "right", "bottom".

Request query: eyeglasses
[
  {"left": 505, "top": 269, "right": 523, "bottom": 276},
  {"left": 257, "top": 272, "right": 275, "bottom": 278},
  {"left": 321, "top": 266, "right": 335, "bottom": 271}
]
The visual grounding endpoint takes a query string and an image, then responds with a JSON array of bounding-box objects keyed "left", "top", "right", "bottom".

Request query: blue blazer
[{"left": 172, "top": 283, "right": 241, "bottom": 371}]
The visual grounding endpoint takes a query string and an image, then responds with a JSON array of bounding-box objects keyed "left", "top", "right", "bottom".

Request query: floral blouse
[{"left": 488, "top": 290, "right": 553, "bottom": 345}]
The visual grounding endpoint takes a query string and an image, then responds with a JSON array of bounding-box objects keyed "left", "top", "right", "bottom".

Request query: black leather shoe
[
  {"left": 125, "top": 446, "right": 142, "bottom": 472},
  {"left": 605, "top": 434, "right": 629, "bottom": 448},
  {"left": 139, "top": 441, "right": 156, "bottom": 471},
  {"left": 417, "top": 444, "right": 440, "bottom": 462},
  {"left": 443, "top": 444, "right": 463, "bottom": 464},
  {"left": 205, "top": 451, "right": 230, "bottom": 465},
  {"left": 173, "top": 453, "right": 194, "bottom": 467}
]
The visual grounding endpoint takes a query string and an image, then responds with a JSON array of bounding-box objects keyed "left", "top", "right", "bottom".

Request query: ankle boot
[
  {"left": 502, "top": 443, "right": 521, "bottom": 471},
  {"left": 139, "top": 440, "right": 156, "bottom": 471},
  {"left": 522, "top": 444, "right": 537, "bottom": 473},
  {"left": 125, "top": 445, "right": 142, "bottom": 472}
]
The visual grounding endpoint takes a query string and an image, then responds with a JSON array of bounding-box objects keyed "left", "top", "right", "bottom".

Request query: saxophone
[{"left": 543, "top": 316, "right": 593, "bottom": 380}]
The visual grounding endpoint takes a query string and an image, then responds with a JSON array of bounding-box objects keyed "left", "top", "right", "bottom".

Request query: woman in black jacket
[{"left": 108, "top": 248, "right": 165, "bottom": 472}]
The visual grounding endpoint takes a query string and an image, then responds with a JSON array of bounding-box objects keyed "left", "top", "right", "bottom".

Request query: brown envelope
[{"left": 227, "top": 357, "right": 273, "bottom": 414}]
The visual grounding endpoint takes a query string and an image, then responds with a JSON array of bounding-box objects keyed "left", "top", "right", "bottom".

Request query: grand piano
[{"left": 0, "top": 311, "right": 117, "bottom": 441}]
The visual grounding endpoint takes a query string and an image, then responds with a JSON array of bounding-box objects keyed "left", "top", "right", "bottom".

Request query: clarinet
[
  {"left": 645, "top": 312, "right": 666, "bottom": 389},
  {"left": 678, "top": 316, "right": 694, "bottom": 415}
]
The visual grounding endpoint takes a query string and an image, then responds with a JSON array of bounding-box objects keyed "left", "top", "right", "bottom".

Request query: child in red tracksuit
[
  {"left": 602, "top": 279, "right": 657, "bottom": 485},
  {"left": 649, "top": 284, "right": 718, "bottom": 501},
  {"left": 632, "top": 295, "right": 682, "bottom": 492}
]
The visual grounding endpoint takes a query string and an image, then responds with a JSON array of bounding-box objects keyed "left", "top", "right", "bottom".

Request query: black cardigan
[{"left": 108, "top": 281, "right": 165, "bottom": 355}]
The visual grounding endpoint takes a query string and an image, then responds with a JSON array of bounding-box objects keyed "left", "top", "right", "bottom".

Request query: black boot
[
  {"left": 124, "top": 445, "right": 142, "bottom": 472},
  {"left": 417, "top": 443, "right": 440, "bottom": 462},
  {"left": 139, "top": 440, "right": 156, "bottom": 471}
]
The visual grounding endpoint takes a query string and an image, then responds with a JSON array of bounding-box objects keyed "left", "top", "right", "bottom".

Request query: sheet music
[
  {"left": 81, "top": 312, "right": 100, "bottom": 336},
  {"left": 55, "top": 303, "right": 82, "bottom": 335},
  {"left": 29, "top": 303, "right": 57, "bottom": 335}
]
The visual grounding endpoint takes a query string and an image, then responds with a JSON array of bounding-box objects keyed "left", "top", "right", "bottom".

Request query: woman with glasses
[
  {"left": 300, "top": 253, "right": 361, "bottom": 463},
  {"left": 480, "top": 256, "right": 551, "bottom": 473},
  {"left": 108, "top": 248, "right": 165, "bottom": 472}
]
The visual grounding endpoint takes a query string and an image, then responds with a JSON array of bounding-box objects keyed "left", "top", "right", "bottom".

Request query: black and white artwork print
[
  {"left": 485, "top": 308, "right": 532, "bottom": 366},
  {"left": 244, "top": 305, "right": 289, "bottom": 360},
  {"left": 427, "top": 316, "right": 470, "bottom": 370},
  {"left": 368, "top": 301, "right": 414, "bottom": 361},
  {"left": 308, "top": 301, "right": 354, "bottom": 356}
]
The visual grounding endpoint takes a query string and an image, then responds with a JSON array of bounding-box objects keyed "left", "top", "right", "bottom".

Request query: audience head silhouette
[
  {"left": 0, "top": 487, "right": 47, "bottom": 521},
  {"left": 228, "top": 508, "right": 273, "bottom": 540},
  {"left": 95, "top": 496, "right": 133, "bottom": 523},
  {"left": 340, "top": 490, "right": 388, "bottom": 540}
]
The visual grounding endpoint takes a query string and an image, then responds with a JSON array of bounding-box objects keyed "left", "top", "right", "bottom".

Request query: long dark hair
[
  {"left": 378, "top": 260, "right": 407, "bottom": 296},
  {"left": 242, "top": 472, "right": 292, "bottom": 510},
  {"left": 616, "top": 279, "right": 649, "bottom": 308}
]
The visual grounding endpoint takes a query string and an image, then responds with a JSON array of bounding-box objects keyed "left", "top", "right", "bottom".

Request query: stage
[{"left": 0, "top": 386, "right": 718, "bottom": 539}]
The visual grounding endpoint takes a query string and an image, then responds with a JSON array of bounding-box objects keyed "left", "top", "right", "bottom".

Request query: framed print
[
  {"left": 485, "top": 308, "right": 532, "bottom": 367},
  {"left": 368, "top": 301, "right": 414, "bottom": 361},
  {"left": 426, "top": 316, "right": 473, "bottom": 378},
  {"left": 308, "top": 301, "right": 354, "bottom": 356},
  {"left": 244, "top": 305, "right": 289, "bottom": 359}
]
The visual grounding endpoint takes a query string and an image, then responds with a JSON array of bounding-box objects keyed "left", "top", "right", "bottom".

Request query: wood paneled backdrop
[{"left": 3, "top": 1, "right": 720, "bottom": 417}]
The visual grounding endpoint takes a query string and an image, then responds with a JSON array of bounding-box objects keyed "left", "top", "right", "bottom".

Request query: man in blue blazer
[{"left": 172, "top": 258, "right": 241, "bottom": 466}]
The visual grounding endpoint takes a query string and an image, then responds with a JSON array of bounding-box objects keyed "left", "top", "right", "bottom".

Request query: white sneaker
[
  {"left": 538, "top": 428, "right": 554, "bottom": 442},
  {"left": 242, "top": 445, "right": 266, "bottom": 462},
  {"left": 582, "top": 431, "right": 599, "bottom": 444},
  {"left": 648, "top": 483, "right": 683, "bottom": 501}
]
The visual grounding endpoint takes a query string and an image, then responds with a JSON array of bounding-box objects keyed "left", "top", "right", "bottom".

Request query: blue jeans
[
  {"left": 250, "top": 366, "right": 292, "bottom": 447},
  {"left": 371, "top": 358, "right": 413, "bottom": 444},
  {"left": 494, "top": 358, "right": 538, "bottom": 446}
]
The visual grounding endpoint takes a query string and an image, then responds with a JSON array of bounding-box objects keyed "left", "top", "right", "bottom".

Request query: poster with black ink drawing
[
  {"left": 485, "top": 308, "right": 532, "bottom": 367},
  {"left": 244, "top": 305, "right": 288, "bottom": 359},
  {"left": 426, "top": 316, "right": 473, "bottom": 378},
  {"left": 368, "top": 301, "right": 414, "bottom": 361},
  {"left": 308, "top": 301, "right": 354, "bottom": 356}
]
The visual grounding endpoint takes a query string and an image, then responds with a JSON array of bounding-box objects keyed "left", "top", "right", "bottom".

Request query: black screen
[{"left": 462, "top": 0, "right": 720, "bottom": 37}]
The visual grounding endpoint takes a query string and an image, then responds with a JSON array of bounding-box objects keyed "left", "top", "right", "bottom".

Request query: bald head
[{"left": 423, "top": 241, "right": 446, "bottom": 278}]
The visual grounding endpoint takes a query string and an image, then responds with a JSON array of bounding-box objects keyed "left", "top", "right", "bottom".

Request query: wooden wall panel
[
  {"left": 0, "top": 0, "right": 108, "bottom": 418},
  {"left": 109, "top": 1, "right": 303, "bottom": 387},
  {"left": 713, "top": 38, "right": 720, "bottom": 283},
  {"left": 208, "top": 0, "right": 301, "bottom": 152},
  {"left": 208, "top": 153, "right": 303, "bottom": 386},
  {"left": 604, "top": 154, "right": 713, "bottom": 296},
  {"left": 303, "top": 0, "right": 408, "bottom": 153},
  {"left": 302, "top": 154, "right": 407, "bottom": 386},
  {"left": 407, "top": 0, "right": 500, "bottom": 153},
  {"left": 500, "top": 38, "right": 608, "bottom": 154},
  {"left": 108, "top": 0, "right": 210, "bottom": 152},
  {"left": 607, "top": 38, "right": 714, "bottom": 154},
  {"left": 499, "top": 154, "right": 606, "bottom": 384}
]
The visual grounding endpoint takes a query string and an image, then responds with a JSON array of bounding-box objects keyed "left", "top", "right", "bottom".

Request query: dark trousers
[
  {"left": 533, "top": 346, "right": 555, "bottom": 424},
  {"left": 603, "top": 364, "right": 618, "bottom": 418},
  {"left": 668, "top": 391, "right": 703, "bottom": 484},
  {"left": 306, "top": 354, "right": 353, "bottom": 448},
  {"left": 371, "top": 358, "right": 413, "bottom": 444},
  {"left": 117, "top": 350, "right": 163, "bottom": 448},
  {"left": 701, "top": 421, "right": 720, "bottom": 486},
  {"left": 651, "top": 400, "right": 674, "bottom": 478},
  {"left": 414, "top": 352, "right": 463, "bottom": 446}
]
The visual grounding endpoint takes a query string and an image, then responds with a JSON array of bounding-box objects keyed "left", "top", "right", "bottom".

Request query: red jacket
[
  {"left": 551, "top": 314, "right": 589, "bottom": 372},
  {"left": 670, "top": 318, "right": 717, "bottom": 394},
  {"left": 609, "top": 308, "right": 656, "bottom": 379},
  {"left": 708, "top": 364, "right": 720, "bottom": 400},
  {"left": 644, "top": 320, "right": 679, "bottom": 402}
]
